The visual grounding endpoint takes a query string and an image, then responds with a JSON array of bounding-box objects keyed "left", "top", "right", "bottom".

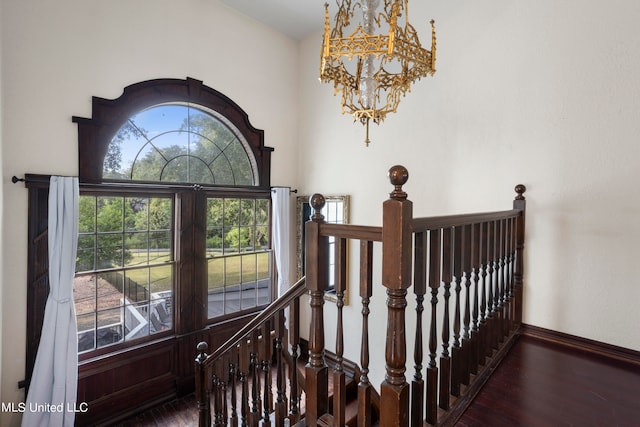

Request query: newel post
[
  {"left": 381, "top": 166, "right": 413, "bottom": 427},
  {"left": 195, "top": 341, "right": 210, "bottom": 427},
  {"left": 305, "top": 194, "right": 329, "bottom": 425},
  {"left": 513, "top": 184, "right": 527, "bottom": 326}
]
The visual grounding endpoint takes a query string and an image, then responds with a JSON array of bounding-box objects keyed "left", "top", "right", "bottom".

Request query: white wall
[
  {"left": 0, "top": 0, "right": 298, "bottom": 424},
  {"left": 298, "top": 0, "right": 640, "bottom": 386},
  {"left": 3, "top": 0, "right": 640, "bottom": 421}
]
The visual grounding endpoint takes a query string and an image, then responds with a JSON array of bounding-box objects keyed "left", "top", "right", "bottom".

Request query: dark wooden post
[
  {"left": 358, "top": 240, "right": 374, "bottom": 427},
  {"left": 289, "top": 297, "right": 301, "bottom": 423},
  {"left": 411, "top": 232, "right": 426, "bottom": 427},
  {"left": 513, "top": 185, "right": 527, "bottom": 326},
  {"left": 305, "top": 193, "right": 329, "bottom": 426},
  {"left": 381, "top": 165, "right": 413, "bottom": 427},
  {"left": 195, "top": 341, "right": 211, "bottom": 427}
]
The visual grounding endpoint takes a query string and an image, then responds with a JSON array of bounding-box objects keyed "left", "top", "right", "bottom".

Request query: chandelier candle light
[{"left": 320, "top": 0, "right": 436, "bottom": 146}]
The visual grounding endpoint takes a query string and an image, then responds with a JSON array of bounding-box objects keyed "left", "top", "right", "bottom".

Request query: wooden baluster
[
  {"left": 213, "top": 359, "right": 223, "bottom": 427},
  {"left": 229, "top": 346, "right": 239, "bottom": 427},
  {"left": 513, "top": 185, "right": 527, "bottom": 326},
  {"left": 333, "top": 237, "right": 347, "bottom": 427},
  {"left": 221, "top": 355, "right": 229, "bottom": 427},
  {"left": 274, "top": 310, "right": 287, "bottom": 427},
  {"left": 501, "top": 218, "right": 510, "bottom": 338},
  {"left": 484, "top": 221, "right": 496, "bottom": 357},
  {"left": 495, "top": 219, "right": 504, "bottom": 344},
  {"left": 425, "top": 229, "right": 441, "bottom": 425},
  {"left": 491, "top": 220, "right": 500, "bottom": 349},
  {"left": 469, "top": 223, "right": 480, "bottom": 376},
  {"left": 479, "top": 222, "right": 489, "bottom": 363},
  {"left": 411, "top": 232, "right": 427, "bottom": 427},
  {"left": 507, "top": 216, "right": 516, "bottom": 331},
  {"left": 451, "top": 226, "right": 463, "bottom": 397},
  {"left": 305, "top": 193, "right": 329, "bottom": 426},
  {"left": 380, "top": 165, "right": 412, "bottom": 427},
  {"left": 239, "top": 341, "right": 250, "bottom": 427},
  {"left": 288, "top": 298, "right": 301, "bottom": 424},
  {"left": 262, "top": 322, "right": 272, "bottom": 426},
  {"left": 250, "top": 330, "right": 261, "bottom": 427},
  {"left": 358, "top": 240, "right": 373, "bottom": 427},
  {"left": 196, "top": 342, "right": 211, "bottom": 427},
  {"left": 461, "top": 224, "right": 472, "bottom": 386},
  {"left": 439, "top": 227, "right": 453, "bottom": 410}
]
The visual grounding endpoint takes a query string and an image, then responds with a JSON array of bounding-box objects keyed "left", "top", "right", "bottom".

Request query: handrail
[
  {"left": 202, "top": 276, "right": 307, "bottom": 366},
  {"left": 412, "top": 208, "right": 522, "bottom": 231},
  {"left": 319, "top": 223, "right": 383, "bottom": 242}
]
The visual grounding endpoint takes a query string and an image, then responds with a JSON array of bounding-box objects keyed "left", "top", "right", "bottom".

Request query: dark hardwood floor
[
  {"left": 457, "top": 334, "right": 640, "bottom": 427},
  {"left": 113, "top": 335, "right": 640, "bottom": 426}
]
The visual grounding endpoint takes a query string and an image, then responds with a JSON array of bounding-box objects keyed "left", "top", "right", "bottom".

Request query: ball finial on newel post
[
  {"left": 515, "top": 184, "right": 526, "bottom": 201},
  {"left": 309, "top": 193, "right": 326, "bottom": 221},
  {"left": 388, "top": 165, "right": 409, "bottom": 200}
]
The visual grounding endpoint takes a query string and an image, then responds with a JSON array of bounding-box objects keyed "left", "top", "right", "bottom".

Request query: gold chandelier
[{"left": 320, "top": 0, "right": 436, "bottom": 146}]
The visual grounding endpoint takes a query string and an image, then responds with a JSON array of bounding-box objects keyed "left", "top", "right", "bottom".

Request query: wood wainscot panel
[{"left": 76, "top": 338, "right": 178, "bottom": 425}]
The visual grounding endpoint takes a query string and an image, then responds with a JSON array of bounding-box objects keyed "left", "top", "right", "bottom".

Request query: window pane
[
  {"left": 149, "top": 198, "right": 172, "bottom": 230},
  {"left": 76, "top": 235, "right": 96, "bottom": 272},
  {"left": 78, "top": 196, "right": 96, "bottom": 233},
  {"left": 74, "top": 275, "right": 96, "bottom": 315},
  {"left": 107, "top": 104, "right": 257, "bottom": 186},
  {"left": 75, "top": 194, "right": 174, "bottom": 354},
  {"left": 125, "top": 232, "right": 148, "bottom": 266},
  {"left": 149, "top": 265, "right": 173, "bottom": 294},
  {"left": 97, "top": 234, "right": 125, "bottom": 269},
  {"left": 240, "top": 200, "right": 255, "bottom": 225},
  {"left": 96, "top": 308, "right": 123, "bottom": 349},
  {"left": 225, "top": 256, "right": 241, "bottom": 287},
  {"left": 150, "top": 299, "right": 172, "bottom": 331},
  {"left": 207, "top": 198, "right": 224, "bottom": 227},
  {"left": 124, "top": 270, "right": 149, "bottom": 303},
  {"left": 257, "top": 252, "right": 270, "bottom": 281},
  {"left": 97, "top": 197, "right": 124, "bottom": 232},
  {"left": 207, "top": 196, "right": 271, "bottom": 320},
  {"left": 256, "top": 199, "right": 269, "bottom": 225},
  {"left": 206, "top": 228, "right": 223, "bottom": 257},
  {"left": 97, "top": 272, "right": 124, "bottom": 309},
  {"left": 77, "top": 313, "right": 96, "bottom": 353},
  {"left": 224, "top": 226, "right": 240, "bottom": 253},
  {"left": 225, "top": 199, "right": 240, "bottom": 228},
  {"left": 124, "top": 301, "right": 150, "bottom": 340},
  {"left": 208, "top": 258, "right": 225, "bottom": 291},
  {"left": 256, "top": 226, "right": 269, "bottom": 251}
]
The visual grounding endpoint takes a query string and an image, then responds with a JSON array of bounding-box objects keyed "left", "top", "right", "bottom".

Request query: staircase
[{"left": 195, "top": 165, "right": 527, "bottom": 427}]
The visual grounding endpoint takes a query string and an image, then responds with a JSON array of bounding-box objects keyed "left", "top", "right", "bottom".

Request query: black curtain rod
[{"left": 270, "top": 187, "right": 297, "bottom": 194}]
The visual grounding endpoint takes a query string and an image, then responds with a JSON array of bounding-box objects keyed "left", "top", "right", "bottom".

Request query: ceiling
[{"left": 220, "top": 0, "right": 325, "bottom": 40}]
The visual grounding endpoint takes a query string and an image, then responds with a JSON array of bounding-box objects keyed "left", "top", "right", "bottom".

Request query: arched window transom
[{"left": 106, "top": 103, "right": 258, "bottom": 186}]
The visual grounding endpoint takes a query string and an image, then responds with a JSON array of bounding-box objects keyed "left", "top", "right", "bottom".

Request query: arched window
[
  {"left": 24, "top": 78, "right": 275, "bottom": 424},
  {"left": 106, "top": 104, "right": 258, "bottom": 186},
  {"left": 75, "top": 77, "right": 272, "bottom": 189}
]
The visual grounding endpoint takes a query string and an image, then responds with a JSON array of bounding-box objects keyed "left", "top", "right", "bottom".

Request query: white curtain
[
  {"left": 271, "top": 187, "right": 291, "bottom": 297},
  {"left": 23, "top": 176, "right": 79, "bottom": 427}
]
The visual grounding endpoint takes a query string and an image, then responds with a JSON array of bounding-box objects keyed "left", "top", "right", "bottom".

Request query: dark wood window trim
[
  {"left": 72, "top": 76, "right": 273, "bottom": 189},
  {"left": 23, "top": 78, "right": 276, "bottom": 424}
]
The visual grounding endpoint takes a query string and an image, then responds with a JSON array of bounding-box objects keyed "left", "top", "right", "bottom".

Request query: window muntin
[
  {"left": 105, "top": 103, "right": 257, "bottom": 186},
  {"left": 206, "top": 197, "right": 271, "bottom": 318},
  {"left": 74, "top": 194, "right": 174, "bottom": 353}
]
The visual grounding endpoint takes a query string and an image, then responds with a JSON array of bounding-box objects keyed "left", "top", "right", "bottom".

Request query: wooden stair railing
[
  {"left": 302, "top": 165, "right": 527, "bottom": 427},
  {"left": 196, "top": 164, "right": 527, "bottom": 427},
  {"left": 195, "top": 276, "right": 307, "bottom": 427}
]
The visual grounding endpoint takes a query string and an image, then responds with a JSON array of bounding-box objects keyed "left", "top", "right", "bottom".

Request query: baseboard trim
[{"left": 522, "top": 324, "right": 640, "bottom": 368}]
